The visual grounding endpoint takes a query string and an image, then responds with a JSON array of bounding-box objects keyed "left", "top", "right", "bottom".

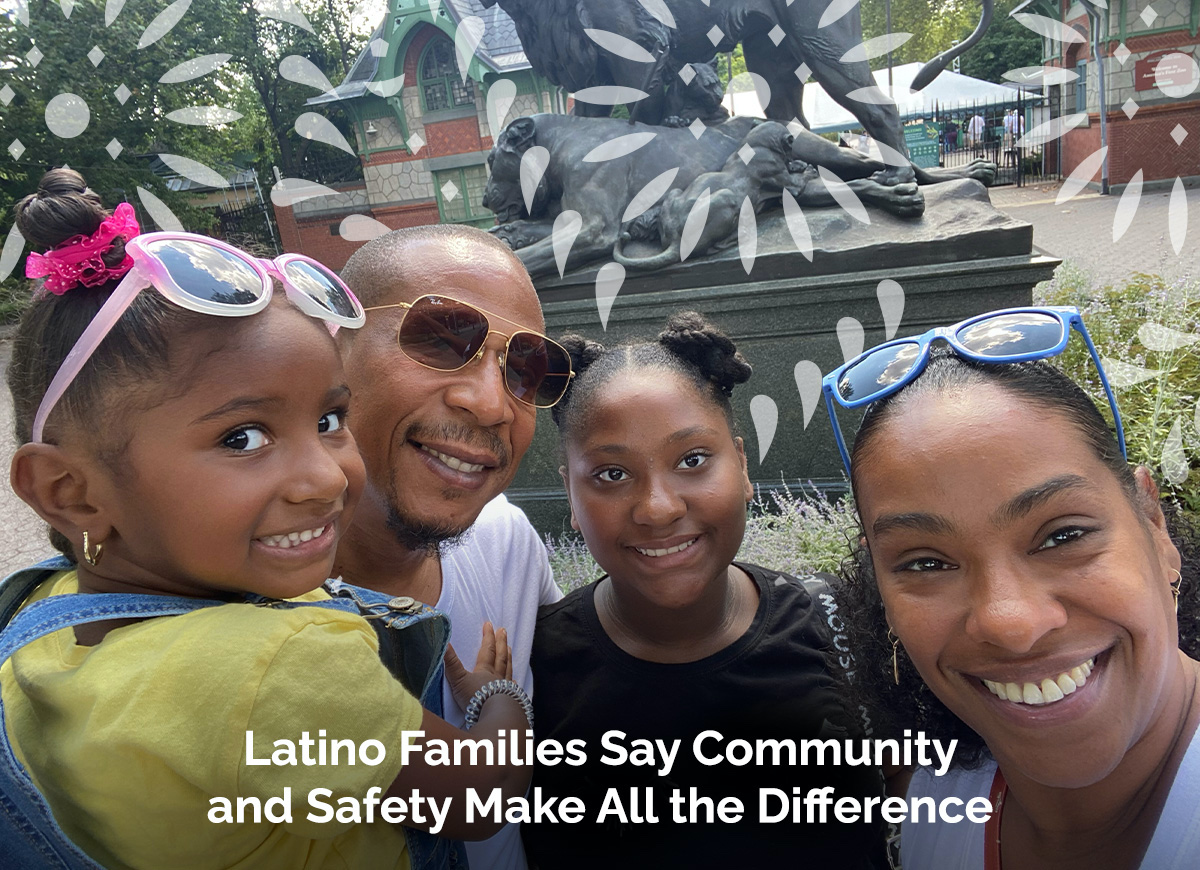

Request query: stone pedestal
[{"left": 506, "top": 180, "right": 1060, "bottom": 536}]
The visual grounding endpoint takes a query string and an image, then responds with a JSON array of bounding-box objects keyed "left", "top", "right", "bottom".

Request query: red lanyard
[{"left": 985, "top": 768, "right": 1008, "bottom": 870}]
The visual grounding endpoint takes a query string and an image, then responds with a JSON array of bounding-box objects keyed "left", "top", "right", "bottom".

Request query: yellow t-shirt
[{"left": 1, "top": 572, "right": 424, "bottom": 870}]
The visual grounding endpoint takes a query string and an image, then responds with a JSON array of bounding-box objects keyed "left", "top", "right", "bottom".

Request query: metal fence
[{"left": 929, "top": 91, "right": 1055, "bottom": 187}]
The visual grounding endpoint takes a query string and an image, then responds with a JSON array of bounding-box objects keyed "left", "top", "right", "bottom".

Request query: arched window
[{"left": 420, "top": 37, "right": 476, "bottom": 112}]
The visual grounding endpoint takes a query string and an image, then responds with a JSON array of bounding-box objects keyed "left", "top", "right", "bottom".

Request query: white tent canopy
[{"left": 722, "top": 63, "right": 1039, "bottom": 134}]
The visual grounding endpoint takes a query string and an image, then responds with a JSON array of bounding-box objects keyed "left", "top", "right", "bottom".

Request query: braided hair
[{"left": 551, "top": 311, "right": 752, "bottom": 442}]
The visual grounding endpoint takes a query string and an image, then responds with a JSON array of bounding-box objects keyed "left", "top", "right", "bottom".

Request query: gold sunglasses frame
[{"left": 365, "top": 294, "right": 575, "bottom": 408}]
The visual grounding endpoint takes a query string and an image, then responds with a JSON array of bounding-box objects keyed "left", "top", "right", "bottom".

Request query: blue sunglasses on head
[{"left": 821, "top": 306, "right": 1127, "bottom": 476}]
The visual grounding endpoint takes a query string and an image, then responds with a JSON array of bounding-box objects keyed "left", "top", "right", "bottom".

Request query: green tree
[
  {"left": 860, "top": 0, "right": 978, "bottom": 69},
  {"left": 958, "top": 0, "right": 1044, "bottom": 83},
  {"left": 0, "top": 0, "right": 237, "bottom": 227}
]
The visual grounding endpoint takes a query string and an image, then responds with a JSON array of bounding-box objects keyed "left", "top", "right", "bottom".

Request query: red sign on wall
[{"left": 1135, "top": 50, "right": 1198, "bottom": 91}]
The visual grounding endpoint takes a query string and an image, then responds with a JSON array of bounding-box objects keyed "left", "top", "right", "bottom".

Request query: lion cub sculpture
[{"left": 614, "top": 121, "right": 921, "bottom": 271}]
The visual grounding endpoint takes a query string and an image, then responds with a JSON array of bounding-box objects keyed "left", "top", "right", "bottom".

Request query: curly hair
[
  {"left": 834, "top": 351, "right": 1200, "bottom": 768},
  {"left": 551, "top": 310, "right": 752, "bottom": 441}
]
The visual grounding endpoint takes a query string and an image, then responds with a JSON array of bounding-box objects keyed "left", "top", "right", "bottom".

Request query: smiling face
[
  {"left": 340, "top": 236, "right": 542, "bottom": 548},
  {"left": 562, "top": 369, "right": 753, "bottom": 610},
  {"left": 855, "top": 384, "right": 1183, "bottom": 788},
  {"left": 94, "top": 301, "right": 365, "bottom": 600}
]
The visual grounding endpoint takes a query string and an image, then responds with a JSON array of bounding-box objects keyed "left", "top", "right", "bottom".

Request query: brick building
[
  {"left": 275, "top": 0, "right": 562, "bottom": 269},
  {"left": 1017, "top": 0, "right": 1200, "bottom": 187}
]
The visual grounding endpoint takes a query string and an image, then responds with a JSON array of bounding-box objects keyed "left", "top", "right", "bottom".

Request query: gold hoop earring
[
  {"left": 888, "top": 628, "right": 900, "bottom": 685},
  {"left": 1171, "top": 568, "right": 1183, "bottom": 615},
  {"left": 82, "top": 531, "right": 104, "bottom": 567}
]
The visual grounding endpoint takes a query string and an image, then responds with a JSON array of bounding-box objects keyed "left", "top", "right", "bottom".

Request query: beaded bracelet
[{"left": 463, "top": 679, "right": 534, "bottom": 731}]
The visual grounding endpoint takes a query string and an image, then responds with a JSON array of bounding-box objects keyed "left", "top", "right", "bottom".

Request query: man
[
  {"left": 967, "top": 112, "right": 985, "bottom": 152},
  {"left": 336, "top": 224, "right": 563, "bottom": 870}
]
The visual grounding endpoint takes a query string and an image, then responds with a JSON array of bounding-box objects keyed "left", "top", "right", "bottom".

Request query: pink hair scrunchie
[{"left": 25, "top": 201, "right": 141, "bottom": 295}]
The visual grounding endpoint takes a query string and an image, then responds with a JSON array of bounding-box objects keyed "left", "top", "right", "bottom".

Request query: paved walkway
[
  {"left": 989, "top": 180, "right": 1200, "bottom": 286},
  {"left": 1, "top": 179, "right": 1195, "bottom": 577}
]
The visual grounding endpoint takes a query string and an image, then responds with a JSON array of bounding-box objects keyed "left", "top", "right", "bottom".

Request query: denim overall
[{"left": 0, "top": 556, "right": 468, "bottom": 870}]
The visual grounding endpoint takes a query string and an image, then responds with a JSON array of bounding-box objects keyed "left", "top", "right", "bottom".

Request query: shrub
[
  {"left": 1036, "top": 267, "right": 1200, "bottom": 511},
  {"left": 544, "top": 485, "right": 859, "bottom": 594},
  {"left": 0, "top": 277, "right": 30, "bottom": 325}
]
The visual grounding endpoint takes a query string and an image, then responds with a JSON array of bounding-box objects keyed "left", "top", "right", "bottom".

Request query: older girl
[
  {"left": 522, "top": 312, "right": 885, "bottom": 869},
  {"left": 826, "top": 307, "right": 1200, "bottom": 870}
]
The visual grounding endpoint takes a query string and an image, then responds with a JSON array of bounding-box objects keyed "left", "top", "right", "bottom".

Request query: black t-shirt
[{"left": 523, "top": 563, "right": 886, "bottom": 870}]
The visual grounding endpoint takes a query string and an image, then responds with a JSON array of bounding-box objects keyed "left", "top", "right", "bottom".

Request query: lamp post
[{"left": 1079, "top": 0, "right": 1109, "bottom": 194}]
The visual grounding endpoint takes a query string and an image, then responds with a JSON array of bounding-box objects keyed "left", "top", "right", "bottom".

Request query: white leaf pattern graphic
[
  {"left": 156, "top": 153, "right": 228, "bottom": 188},
  {"left": 454, "top": 16, "right": 485, "bottom": 83},
  {"left": 1102, "top": 357, "right": 1163, "bottom": 387},
  {"left": 294, "top": 113, "right": 357, "bottom": 155},
  {"left": 159, "top": 54, "right": 233, "bottom": 84},
  {"left": 637, "top": 0, "right": 676, "bottom": 28},
  {"left": 1012, "top": 14, "right": 1087, "bottom": 44},
  {"left": 1113, "top": 169, "right": 1142, "bottom": 243},
  {"left": 840, "top": 33, "right": 913, "bottom": 64},
  {"left": 486, "top": 79, "right": 517, "bottom": 138},
  {"left": 845, "top": 86, "right": 899, "bottom": 106},
  {"left": 583, "top": 132, "right": 657, "bottom": 162},
  {"left": 520, "top": 146, "right": 550, "bottom": 216},
  {"left": 793, "top": 361, "right": 822, "bottom": 430},
  {"left": 271, "top": 178, "right": 341, "bottom": 207},
  {"left": 137, "top": 0, "right": 192, "bottom": 49},
  {"left": 1162, "top": 419, "right": 1189, "bottom": 485},
  {"left": 877, "top": 279, "right": 905, "bottom": 340},
  {"left": 595, "top": 262, "right": 624, "bottom": 330},
  {"left": 818, "top": 167, "right": 869, "bottom": 224},
  {"left": 738, "top": 196, "right": 757, "bottom": 275},
  {"left": 339, "top": 214, "right": 391, "bottom": 241},
  {"left": 1019, "top": 113, "right": 1086, "bottom": 148},
  {"left": 253, "top": 0, "right": 313, "bottom": 31},
  {"left": 366, "top": 75, "right": 405, "bottom": 98},
  {"left": 1169, "top": 176, "right": 1188, "bottom": 256},
  {"left": 104, "top": 0, "right": 126, "bottom": 26},
  {"left": 0, "top": 224, "right": 25, "bottom": 283},
  {"left": 1003, "top": 65, "right": 1078, "bottom": 87},
  {"left": 749, "top": 395, "right": 778, "bottom": 464},
  {"left": 837, "top": 317, "right": 865, "bottom": 365},
  {"left": 552, "top": 211, "right": 583, "bottom": 278},
  {"left": 166, "top": 106, "right": 242, "bottom": 126},
  {"left": 574, "top": 86, "right": 650, "bottom": 106},
  {"left": 1138, "top": 322, "right": 1200, "bottom": 351},
  {"left": 279, "top": 55, "right": 335, "bottom": 95},
  {"left": 136, "top": 186, "right": 185, "bottom": 232},
  {"left": 679, "top": 189, "right": 711, "bottom": 262},
  {"left": 1056, "top": 146, "right": 1107, "bottom": 204},
  {"left": 584, "top": 29, "right": 656, "bottom": 63},
  {"left": 781, "top": 190, "right": 813, "bottom": 261},
  {"left": 622, "top": 167, "right": 679, "bottom": 223},
  {"left": 818, "top": 0, "right": 860, "bottom": 29}
]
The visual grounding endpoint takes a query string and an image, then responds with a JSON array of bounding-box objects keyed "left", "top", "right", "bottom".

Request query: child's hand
[{"left": 445, "top": 621, "right": 513, "bottom": 711}]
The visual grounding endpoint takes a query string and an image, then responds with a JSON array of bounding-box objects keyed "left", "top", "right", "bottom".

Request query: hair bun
[
  {"left": 658, "top": 311, "right": 751, "bottom": 396},
  {"left": 550, "top": 334, "right": 607, "bottom": 427},
  {"left": 15, "top": 168, "right": 107, "bottom": 251}
]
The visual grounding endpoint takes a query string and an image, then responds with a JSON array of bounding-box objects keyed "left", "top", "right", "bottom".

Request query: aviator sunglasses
[
  {"left": 32, "top": 232, "right": 365, "bottom": 443},
  {"left": 365, "top": 294, "right": 574, "bottom": 408},
  {"left": 821, "top": 306, "right": 1126, "bottom": 476}
]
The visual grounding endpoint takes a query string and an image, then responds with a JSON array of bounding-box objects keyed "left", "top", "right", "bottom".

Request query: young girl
[
  {"left": 521, "top": 312, "right": 886, "bottom": 869},
  {"left": 1, "top": 169, "right": 531, "bottom": 870}
]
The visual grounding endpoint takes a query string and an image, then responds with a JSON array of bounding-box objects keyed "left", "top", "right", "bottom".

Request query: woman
[
  {"left": 522, "top": 312, "right": 886, "bottom": 870},
  {"left": 826, "top": 306, "right": 1200, "bottom": 870}
]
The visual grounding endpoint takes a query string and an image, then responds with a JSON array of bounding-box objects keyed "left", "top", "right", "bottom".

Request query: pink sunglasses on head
[{"left": 31, "top": 232, "right": 365, "bottom": 443}]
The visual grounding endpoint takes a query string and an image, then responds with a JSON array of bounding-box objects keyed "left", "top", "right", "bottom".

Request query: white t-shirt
[
  {"left": 902, "top": 729, "right": 1200, "bottom": 870},
  {"left": 436, "top": 494, "right": 563, "bottom": 870}
]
